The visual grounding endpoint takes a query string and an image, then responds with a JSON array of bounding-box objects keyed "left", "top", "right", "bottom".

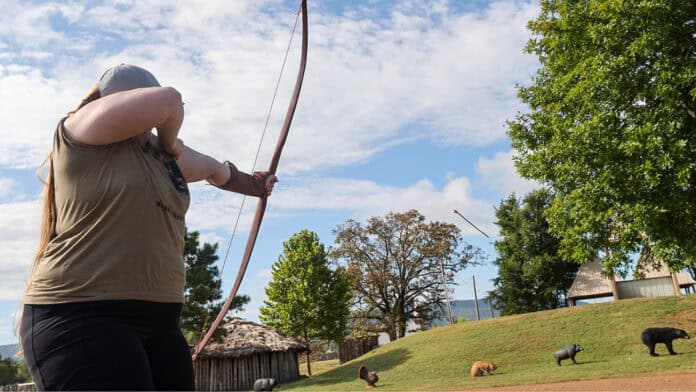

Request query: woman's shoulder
[
  {"left": 54, "top": 115, "right": 134, "bottom": 156},
  {"left": 56, "top": 115, "right": 100, "bottom": 151}
]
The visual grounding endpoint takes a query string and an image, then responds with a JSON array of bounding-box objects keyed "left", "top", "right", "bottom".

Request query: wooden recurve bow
[{"left": 192, "top": 0, "right": 309, "bottom": 361}]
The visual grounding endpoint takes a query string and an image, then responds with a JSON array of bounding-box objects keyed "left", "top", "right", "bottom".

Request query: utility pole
[
  {"left": 473, "top": 275, "right": 480, "bottom": 321},
  {"left": 439, "top": 258, "right": 454, "bottom": 325},
  {"left": 452, "top": 209, "right": 488, "bottom": 322}
]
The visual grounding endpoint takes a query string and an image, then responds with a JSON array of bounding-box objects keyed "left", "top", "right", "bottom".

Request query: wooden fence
[
  {"left": 338, "top": 336, "right": 379, "bottom": 363},
  {"left": 194, "top": 351, "right": 301, "bottom": 391},
  {"left": 0, "top": 383, "right": 35, "bottom": 392}
]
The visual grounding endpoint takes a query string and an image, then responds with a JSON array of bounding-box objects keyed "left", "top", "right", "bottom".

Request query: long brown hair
[
  {"left": 15, "top": 154, "right": 58, "bottom": 355},
  {"left": 31, "top": 84, "right": 102, "bottom": 275},
  {"left": 16, "top": 84, "right": 103, "bottom": 353}
]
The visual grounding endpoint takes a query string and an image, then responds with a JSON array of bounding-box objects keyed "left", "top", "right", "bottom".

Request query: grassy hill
[{"left": 286, "top": 295, "right": 696, "bottom": 390}]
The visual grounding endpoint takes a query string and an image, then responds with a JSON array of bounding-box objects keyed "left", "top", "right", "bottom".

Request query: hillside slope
[{"left": 286, "top": 295, "right": 696, "bottom": 391}]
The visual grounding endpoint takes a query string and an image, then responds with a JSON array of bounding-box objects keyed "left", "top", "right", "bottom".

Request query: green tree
[
  {"left": 182, "top": 229, "right": 249, "bottom": 344},
  {"left": 0, "top": 356, "right": 14, "bottom": 386},
  {"left": 14, "top": 360, "right": 30, "bottom": 384},
  {"left": 259, "top": 230, "right": 352, "bottom": 376},
  {"left": 508, "top": 0, "right": 696, "bottom": 271},
  {"left": 332, "top": 210, "right": 482, "bottom": 341},
  {"left": 489, "top": 189, "right": 579, "bottom": 315},
  {"left": 0, "top": 356, "right": 29, "bottom": 386}
]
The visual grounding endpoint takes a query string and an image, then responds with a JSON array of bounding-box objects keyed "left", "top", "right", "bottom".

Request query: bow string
[{"left": 192, "top": 0, "right": 308, "bottom": 361}]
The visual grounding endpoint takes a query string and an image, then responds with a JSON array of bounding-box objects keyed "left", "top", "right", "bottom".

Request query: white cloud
[
  {"left": 0, "top": 0, "right": 540, "bottom": 333},
  {"left": 0, "top": 178, "right": 19, "bottom": 200},
  {"left": 0, "top": 201, "right": 40, "bottom": 300},
  {"left": 234, "top": 304, "right": 262, "bottom": 323},
  {"left": 0, "top": 1, "right": 539, "bottom": 173},
  {"left": 0, "top": 311, "right": 19, "bottom": 345},
  {"left": 187, "top": 173, "right": 498, "bottom": 240},
  {"left": 0, "top": 2, "right": 65, "bottom": 48},
  {"left": 476, "top": 150, "right": 540, "bottom": 196},
  {"left": 0, "top": 66, "right": 82, "bottom": 169}
]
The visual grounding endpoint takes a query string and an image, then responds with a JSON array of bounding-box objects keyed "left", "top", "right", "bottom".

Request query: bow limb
[{"left": 192, "top": 0, "right": 308, "bottom": 361}]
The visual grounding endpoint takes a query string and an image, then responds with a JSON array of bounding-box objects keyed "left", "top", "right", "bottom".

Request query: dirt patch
[
  {"left": 469, "top": 372, "right": 696, "bottom": 391},
  {"left": 665, "top": 309, "right": 696, "bottom": 326}
]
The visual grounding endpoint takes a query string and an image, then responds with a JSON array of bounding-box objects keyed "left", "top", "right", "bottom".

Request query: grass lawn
[
  {"left": 299, "top": 359, "right": 340, "bottom": 377},
  {"left": 285, "top": 295, "right": 696, "bottom": 390}
]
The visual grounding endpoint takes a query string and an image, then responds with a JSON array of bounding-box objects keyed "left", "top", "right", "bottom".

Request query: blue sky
[{"left": 0, "top": 0, "right": 541, "bottom": 345}]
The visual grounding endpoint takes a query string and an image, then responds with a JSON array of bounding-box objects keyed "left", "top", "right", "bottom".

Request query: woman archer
[{"left": 21, "top": 63, "right": 277, "bottom": 390}]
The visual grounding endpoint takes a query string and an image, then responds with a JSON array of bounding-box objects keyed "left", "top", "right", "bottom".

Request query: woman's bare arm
[
  {"left": 63, "top": 87, "right": 184, "bottom": 157},
  {"left": 176, "top": 143, "right": 229, "bottom": 185},
  {"left": 176, "top": 143, "right": 277, "bottom": 195}
]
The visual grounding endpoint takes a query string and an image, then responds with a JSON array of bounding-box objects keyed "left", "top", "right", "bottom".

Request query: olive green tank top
[{"left": 24, "top": 118, "right": 190, "bottom": 304}]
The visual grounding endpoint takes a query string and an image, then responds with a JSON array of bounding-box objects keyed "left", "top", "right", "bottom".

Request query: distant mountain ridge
[
  {"left": 0, "top": 344, "right": 20, "bottom": 361},
  {"left": 431, "top": 299, "right": 498, "bottom": 326}
]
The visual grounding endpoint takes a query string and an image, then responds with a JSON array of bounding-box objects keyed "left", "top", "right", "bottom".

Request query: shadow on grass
[
  {"left": 571, "top": 360, "right": 609, "bottom": 365},
  {"left": 647, "top": 350, "right": 696, "bottom": 358},
  {"left": 554, "top": 360, "right": 608, "bottom": 366},
  {"left": 285, "top": 348, "right": 411, "bottom": 389}
]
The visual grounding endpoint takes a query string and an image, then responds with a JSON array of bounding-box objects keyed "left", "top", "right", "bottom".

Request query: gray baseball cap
[{"left": 97, "top": 64, "right": 160, "bottom": 97}]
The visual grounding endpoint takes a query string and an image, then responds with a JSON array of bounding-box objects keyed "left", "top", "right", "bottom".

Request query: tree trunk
[
  {"left": 304, "top": 333, "right": 312, "bottom": 376},
  {"left": 388, "top": 327, "right": 397, "bottom": 342},
  {"left": 395, "top": 302, "right": 407, "bottom": 338},
  {"left": 398, "top": 319, "right": 407, "bottom": 339}
]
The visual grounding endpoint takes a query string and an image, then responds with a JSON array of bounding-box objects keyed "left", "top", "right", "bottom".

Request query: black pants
[{"left": 21, "top": 300, "right": 194, "bottom": 391}]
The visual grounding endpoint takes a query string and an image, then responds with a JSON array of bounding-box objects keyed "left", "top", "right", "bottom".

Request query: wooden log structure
[
  {"left": 193, "top": 318, "right": 309, "bottom": 391},
  {"left": 338, "top": 335, "right": 379, "bottom": 364},
  {"left": 194, "top": 351, "right": 302, "bottom": 391}
]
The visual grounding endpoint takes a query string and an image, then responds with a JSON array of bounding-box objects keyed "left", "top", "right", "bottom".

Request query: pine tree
[
  {"left": 181, "top": 229, "right": 249, "bottom": 344},
  {"left": 489, "top": 190, "right": 579, "bottom": 315}
]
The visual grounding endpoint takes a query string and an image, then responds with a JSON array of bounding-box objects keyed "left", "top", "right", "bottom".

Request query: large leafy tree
[
  {"left": 489, "top": 189, "right": 579, "bottom": 315},
  {"left": 259, "top": 230, "right": 352, "bottom": 376},
  {"left": 331, "top": 210, "right": 482, "bottom": 341},
  {"left": 508, "top": 0, "right": 696, "bottom": 271},
  {"left": 182, "top": 229, "right": 249, "bottom": 344}
]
